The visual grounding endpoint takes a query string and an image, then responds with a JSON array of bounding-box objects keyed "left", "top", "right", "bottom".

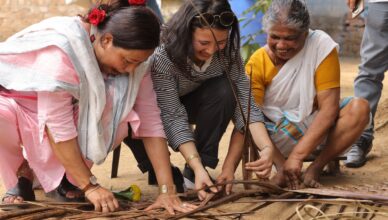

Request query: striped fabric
[{"left": 150, "top": 45, "right": 264, "bottom": 150}]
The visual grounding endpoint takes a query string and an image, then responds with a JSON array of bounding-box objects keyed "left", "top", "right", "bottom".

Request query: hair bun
[{"left": 128, "top": 0, "right": 147, "bottom": 6}]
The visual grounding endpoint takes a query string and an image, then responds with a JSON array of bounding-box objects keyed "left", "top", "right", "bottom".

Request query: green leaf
[
  {"left": 113, "top": 184, "right": 142, "bottom": 202},
  {"left": 239, "top": 0, "right": 272, "bottom": 61}
]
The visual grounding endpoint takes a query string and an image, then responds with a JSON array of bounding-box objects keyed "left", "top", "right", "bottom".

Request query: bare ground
[{"left": 0, "top": 57, "right": 387, "bottom": 219}]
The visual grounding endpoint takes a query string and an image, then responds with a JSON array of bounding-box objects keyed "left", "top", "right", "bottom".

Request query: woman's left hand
[
  {"left": 245, "top": 146, "right": 274, "bottom": 178},
  {"left": 145, "top": 193, "right": 197, "bottom": 215}
]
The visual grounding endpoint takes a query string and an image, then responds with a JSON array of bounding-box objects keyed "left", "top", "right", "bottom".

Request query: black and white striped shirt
[{"left": 151, "top": 45, "right": 264, "bottom": 150}]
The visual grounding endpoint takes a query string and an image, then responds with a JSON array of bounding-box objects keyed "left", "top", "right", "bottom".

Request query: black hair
[
  {"left": 161, "top": 0, "right": 240, "bottom": 72},
  {"left": 82, "top": 0, "right": 161, "bottom": 50}
]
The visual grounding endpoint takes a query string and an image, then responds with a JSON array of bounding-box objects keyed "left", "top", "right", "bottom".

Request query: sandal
[
  {"left": 46, "top": 175, "right": 85, "bottom": 202},
  {"left": 2, "top": 177, "right": 36, "bottom": 203}
]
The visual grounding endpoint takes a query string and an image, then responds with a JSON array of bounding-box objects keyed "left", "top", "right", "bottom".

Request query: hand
[
  {"left": 216, "top": 168, "right": 235, "bottom": 195},
  {"left": 194, "top": 167, "right": 218, "bottom": 201},
  {"left": 283, "top": 157, "right": 303, "bottom": 189},
  {"left": 245, "top": 146, "right": 273, "bottom": 179},
  {"left": 85, "top": 186, "right": 119, "bottom": 212},
  {"left": 145, "top": 193, "right": 197, "bottom": 215}
]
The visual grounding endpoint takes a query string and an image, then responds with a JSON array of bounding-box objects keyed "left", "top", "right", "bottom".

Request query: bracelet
[
  {"left": 185, "top": 153, "right": 201, "bottom": 164},
  {"left": 85, "top": 185, "right": 101, "bottom": 197},
  {"left": 159, "top": 184, "right": 176, "bottom": 194}
]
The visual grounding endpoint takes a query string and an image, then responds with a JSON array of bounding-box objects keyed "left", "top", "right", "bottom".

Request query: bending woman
[
  {"left": 127, "top": 0, "right": 275, "bottom": 199},
  {"left": 0, "top": 0, "right": 195, "bottom": 214}
]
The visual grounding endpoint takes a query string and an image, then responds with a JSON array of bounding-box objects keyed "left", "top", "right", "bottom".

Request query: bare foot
[
  {"left": 303, "top": 165, "right": 323, "bottom": 188},
  {"left": 2, "top": 195, "right": 24, "bottom": 204},
  {"left": 2, "top": 161, "right": 35, "bottom": 204}
]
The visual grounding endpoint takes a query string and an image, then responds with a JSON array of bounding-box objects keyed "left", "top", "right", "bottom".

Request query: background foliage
[{"left": 240, "top": 0, "right": 272, "bottom": 61}]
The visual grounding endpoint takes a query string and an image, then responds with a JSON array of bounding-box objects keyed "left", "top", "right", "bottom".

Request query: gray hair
[{"left": 262, "top": 0, "right": 310, "bottom": 33}]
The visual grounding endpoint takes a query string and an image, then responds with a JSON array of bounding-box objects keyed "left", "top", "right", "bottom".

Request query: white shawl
[
  {"left": 0, "top": 16, "right": 148, "bottom": 164},
  {"left": 263, "top": 30, "right": 338, "bottom": 123}
]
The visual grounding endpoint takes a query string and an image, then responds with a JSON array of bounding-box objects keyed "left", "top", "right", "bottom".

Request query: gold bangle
[
  {"left": 159, "top": 184, "right": 176, "bottom": 194},
  {"left": 185, "top": 154, "right": 200, "bottom": 164}
]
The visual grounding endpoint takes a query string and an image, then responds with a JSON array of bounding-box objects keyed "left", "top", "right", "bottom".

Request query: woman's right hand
[
  {"left": 194, "top": 167, "right": 218, "bottom": 200},
  {"left": 245, "top": 146, "right": 273, "bottom": 179},
  {"left": 85, "top": 186, "right": 119, "bottom": 212}
]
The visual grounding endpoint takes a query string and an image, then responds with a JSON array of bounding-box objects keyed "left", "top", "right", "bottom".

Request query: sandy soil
[{"left": 0, "top": 57, "right": 387, "bottom": 219}]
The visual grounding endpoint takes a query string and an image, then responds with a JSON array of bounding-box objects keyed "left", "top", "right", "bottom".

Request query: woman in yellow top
[{"left": 243, "top": 0, "right": 371, "bottom": 189}]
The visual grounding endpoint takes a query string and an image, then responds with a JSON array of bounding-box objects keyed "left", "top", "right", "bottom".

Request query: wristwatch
[{"left": 81, "top": 175, "right": 99, "bottom": 192}]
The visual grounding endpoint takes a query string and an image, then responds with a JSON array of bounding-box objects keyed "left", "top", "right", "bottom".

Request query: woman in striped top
[{"left": 127, "top": 0, "right": 275, "bottom": 199}]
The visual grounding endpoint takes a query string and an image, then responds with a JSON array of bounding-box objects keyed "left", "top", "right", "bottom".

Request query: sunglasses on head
[{"left": 194, "top": 11, "right": 235, "bottom": 27}]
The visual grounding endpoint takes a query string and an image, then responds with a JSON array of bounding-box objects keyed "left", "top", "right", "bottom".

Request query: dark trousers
[{"left": 125, "top": 75, "right": 236, "bottom": 172}]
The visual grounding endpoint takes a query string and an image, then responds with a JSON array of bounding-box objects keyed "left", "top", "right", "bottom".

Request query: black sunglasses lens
[
  {"left": 199, "top": 13, "right": 215, "bottom": 26},
  {"left": 220, "top": 12, "right": 235, "bottom": 26}
]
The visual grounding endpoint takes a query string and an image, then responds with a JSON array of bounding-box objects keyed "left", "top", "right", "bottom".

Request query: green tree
[{"left": 240, "top": 0, "right": 272, "bottom": 62}]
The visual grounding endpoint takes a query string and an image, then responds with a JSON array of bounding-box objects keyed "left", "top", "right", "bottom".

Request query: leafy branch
[{"left": 239, "top": 0, "right": 272, "bottom": 61}]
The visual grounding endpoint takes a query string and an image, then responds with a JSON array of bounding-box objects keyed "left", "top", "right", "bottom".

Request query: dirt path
[{"left": 0, "top": 57, "right": 387, "bottom": 219}]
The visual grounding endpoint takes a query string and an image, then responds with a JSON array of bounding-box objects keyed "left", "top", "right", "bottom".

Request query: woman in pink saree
[{"left": 0, "top": 0, "right": 196, "bottom": 214}]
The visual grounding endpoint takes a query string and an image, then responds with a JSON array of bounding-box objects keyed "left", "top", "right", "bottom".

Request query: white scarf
[
  {"left": 263, "top": 30, "right": 338, "bottom": 123},
  {"left": 0, "top": 16, "right": 148, "bottom": 164}
]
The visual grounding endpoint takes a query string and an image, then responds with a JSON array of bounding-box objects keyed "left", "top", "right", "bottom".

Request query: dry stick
[
  {"left": 315, "top": 203, "right": 330, "bottom": 218},
  {"left": 234, "top": 198, "right": 374, "bottom": 204},
  {"left": 243, "top": 69, "right": 264, "bottom": 190},
  {"left": 369, "top": 204, "right": 382, "bottom": 220},
  {"left": 291, "top": 188, "right": 388, "bottom": 201},
  {"left": 242, "top": 68, "right": 255, "bottom": 189},
  {"left": 169, "top": 189, "right": 263, "bottom": 220},
  {"left": 355, "top": 205, "right": 361, "bottom": 218},
  {"left": 333, "top": 204, "right": 347, "bottom": 220},
  {"left": 42, "top": 201, "right": 90, "bottom": 206},
  {"left": 362, "top": 204, "right": 372, "bottom": 219},
  {"left": 199, "top": 193, "right": 217, "bottom": 207},
  {"left": 63, "top": 210, "right": 153, "bottom": 220},
  {"left": 25, "top": 201, "right": 90, "bottom": 214},
  {"left": 0, "top": 207, "right": 52, "bottom": 220},
  {"left": 112, "top": 213, "right": 154, "bottom": 220},
  {"left": 0, "top": 203, "right": 33, "bottom": 209},
  {"left": 190, "top": 192, "right": 295, "bottom": 219},
  {"left": 12, "top": 209, "right": 67, "bottom": 220},
  {"left": 285, "top": 195, "right": 315, "bottom": 220},
  {"left": 246, "top": 191, "right": 295, "bottom": 212}
]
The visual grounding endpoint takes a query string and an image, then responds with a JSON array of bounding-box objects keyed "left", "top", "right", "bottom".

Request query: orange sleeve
[
  {"left": 245, "top": 49, "right": 267, "bottom": 106},
  {"left": 315, "top": 49, "right": 341, "bottom": 92}
]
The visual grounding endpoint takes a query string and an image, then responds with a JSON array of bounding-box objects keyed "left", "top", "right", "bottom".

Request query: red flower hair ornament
[
  {"left": 88, "top": 0, "right": 146, "bottom": 26},
  {"left": 128, "top": 0, "right": 147, "bottom": 6},
  {"left": 88, "top": 7, "right": 106, "bottom": 26}
]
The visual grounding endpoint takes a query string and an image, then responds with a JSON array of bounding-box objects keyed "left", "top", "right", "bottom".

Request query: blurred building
[
  {"left": 0, "top": 0, "right": 85, "bottom": 41},
  {"left": 306, "top": 0, "right": 365, "bottom": 57}
]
